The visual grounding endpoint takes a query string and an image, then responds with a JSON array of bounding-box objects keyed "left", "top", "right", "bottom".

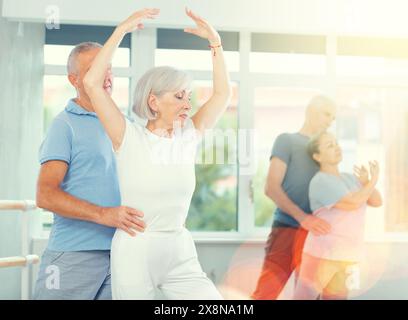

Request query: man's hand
[
  {"left": 98, "top": 206, "right": 146, "bottom": 237},
  {"left": 299, "top": 214, "right": 331, "bottom": 236}
]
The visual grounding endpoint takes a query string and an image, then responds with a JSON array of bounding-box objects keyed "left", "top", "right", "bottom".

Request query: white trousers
[{"left": 111, "top": 227, "right": 223, "bottom": 300}]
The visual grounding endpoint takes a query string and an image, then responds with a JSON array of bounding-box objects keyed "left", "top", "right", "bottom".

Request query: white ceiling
[{"left": 2, "top": 0, "right": 408, "bottom": 37}]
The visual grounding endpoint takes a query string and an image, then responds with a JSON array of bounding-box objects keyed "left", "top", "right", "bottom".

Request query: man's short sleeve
[
  {"left": 270, "top": 133, "right": 292, "bottom": 164},
  {"left": 39, "top": 118, "right": 73, "bottom": 165},
  {"left": 309, "top": 173, "right": 350, "bottom": 211}
]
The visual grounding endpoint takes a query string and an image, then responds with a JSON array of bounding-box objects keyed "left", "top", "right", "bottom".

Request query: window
[
  {"left": 40, "top": 26, "right": 407, "bottom": 239},
  {"left": 43, "top": 75, "right": 76, "bottom": 133},
  {"left": 44, "top": 44, "right": 130, "bottom": 68},
  {"left": 336, "top": 56, "right": 408, "bottom": 77},
  {"left": 154, "top": 29, "right": 241, "bottom": 232},
  {"left": 337, "top": 37, "right": 408, "bottom": 77},
  {"left": 43, "top": 75, "right": 129, "bottom": 133},
  {"left": 187, "top": 81, "right": 239, "bottom": 232},
  {"left": 155, "top": 48, "right": 240, "bottom": 72},
  {"left": 336, "top": 87, "right": 408, "bottom": 235},
  {"left": 155, "top": 29, "right": 240, "bottom": 71},
  {"left": 250, "top": 33, "right": 326, "bottom": 74},
  {"left": 333, "top": 37, "right": 408, "bottom": 237}
]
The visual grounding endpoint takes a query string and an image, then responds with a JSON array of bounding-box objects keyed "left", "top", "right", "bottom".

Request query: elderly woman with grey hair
[{"left": 83, "top": 7, "right": 232, "bottom": 300}]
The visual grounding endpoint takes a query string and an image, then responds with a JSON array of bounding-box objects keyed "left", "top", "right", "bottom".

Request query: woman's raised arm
[
  {"left": 334, "top": 161, "right": 381, "bottom": 211},
  {"left": 83, "top": 8, "right": 160, "bottom": 150},
  {"left": 185, "top": 8, "right": 232, "bottom": 134}
]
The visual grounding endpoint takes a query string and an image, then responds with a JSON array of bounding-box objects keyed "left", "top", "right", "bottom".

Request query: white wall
[
  {"left": 3, "top": 0, "right": 408, "bottom": 37},
  {"left": 0, "top": 0, "right": 44, "bottom": 299}
]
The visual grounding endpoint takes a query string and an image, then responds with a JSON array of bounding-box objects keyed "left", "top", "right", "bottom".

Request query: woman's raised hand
[
  {"left": 184, "top": 7, "right": 221, "bottom": 46},
  {"left": 354, "top": 165, "right": 369, "bottom": 185},
  {"left": 369, "top": 161, "right": 380, "bottom": 184},
  {"left": 117, "top": 8, "right": 160, "bottom": 34}
]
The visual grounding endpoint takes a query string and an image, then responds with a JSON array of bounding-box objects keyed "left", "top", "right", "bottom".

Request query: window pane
[
  {"left": 336, "top": 56, "right": 408, "bottom": 77},
  {"left": 251, "top": 33, "right": 326, "bottom": 54},
  {"left": 336, "top": 87, "right": 408, "bottom": 233},
  {"left": 250, "top": 52, "right": 326, "bottom": 74},
  {"left": 43, "top": 75, "right": 76, "bottom": 134},
  {"left": 155, "top": 49, "right": 240, "bottom": 72},
  {"left": 111, "top": 77, "right": 130, "bottom": 112},
  {"left": 43, "top": 75, "right": 129, "bottom": 134},
  {"left": 157, "top": 29, "right": 239, "bottom": 51},
  {"left": 253, "top": 87, "right": 322, "bottom": 228},
  {"left": 337, "top": 37, "right": 408, "bottom": 59},
  {"left": 187, "top": 81, "right": 239, "bottom": 231},
  {"left": 44, "top": 44, "right": 130, "bottom": 67}
]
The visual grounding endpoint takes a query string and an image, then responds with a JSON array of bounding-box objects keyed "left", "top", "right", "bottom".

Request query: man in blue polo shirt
[{"left": 33, "top": 42, "right": 145, "bottom": 300}]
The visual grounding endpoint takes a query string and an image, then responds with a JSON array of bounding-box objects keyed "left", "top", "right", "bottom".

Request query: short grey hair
[
  {"left": 132, "top": 66, "right": 192, "bottom": 120},
  {"left": 67, "top": 42, "right": 102, "bottom": 74}
]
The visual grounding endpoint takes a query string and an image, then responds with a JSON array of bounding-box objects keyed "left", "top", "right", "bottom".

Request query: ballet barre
[
  {"left": 0, "top": 200, "right": 37, "bottom": 211},
  {"left": 0, "top": 200, "right": 40, "bottom": 299},
  {"left": 0, "top": 255, "right": 40, "bottom": 268}
]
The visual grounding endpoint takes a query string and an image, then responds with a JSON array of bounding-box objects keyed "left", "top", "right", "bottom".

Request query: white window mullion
[
  {"left": 130, "top": 28, "right": 157, "bottom": 116},
  {"left": 237, "top": 31, "right": 255, "bottom": 237},
  {"left": 187, "top": 70, "right": 241, "bottom": 82}
]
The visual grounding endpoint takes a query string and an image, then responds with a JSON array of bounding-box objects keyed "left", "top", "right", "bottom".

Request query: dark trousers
[{"left": 252, "top": 225, "right": 308, "bottom": 300}]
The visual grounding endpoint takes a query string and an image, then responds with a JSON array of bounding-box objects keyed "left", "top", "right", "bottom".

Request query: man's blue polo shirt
[{"left": 39, "top": 99, "right": 121, "bottom": 251}]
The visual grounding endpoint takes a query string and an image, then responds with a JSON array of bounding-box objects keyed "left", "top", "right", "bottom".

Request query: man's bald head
[
  {"left": 306, "top": 95, "right": 336, "bottom": 114},
  {"left": 305, "top": 95, "right": 337, "bottom": 133}
]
